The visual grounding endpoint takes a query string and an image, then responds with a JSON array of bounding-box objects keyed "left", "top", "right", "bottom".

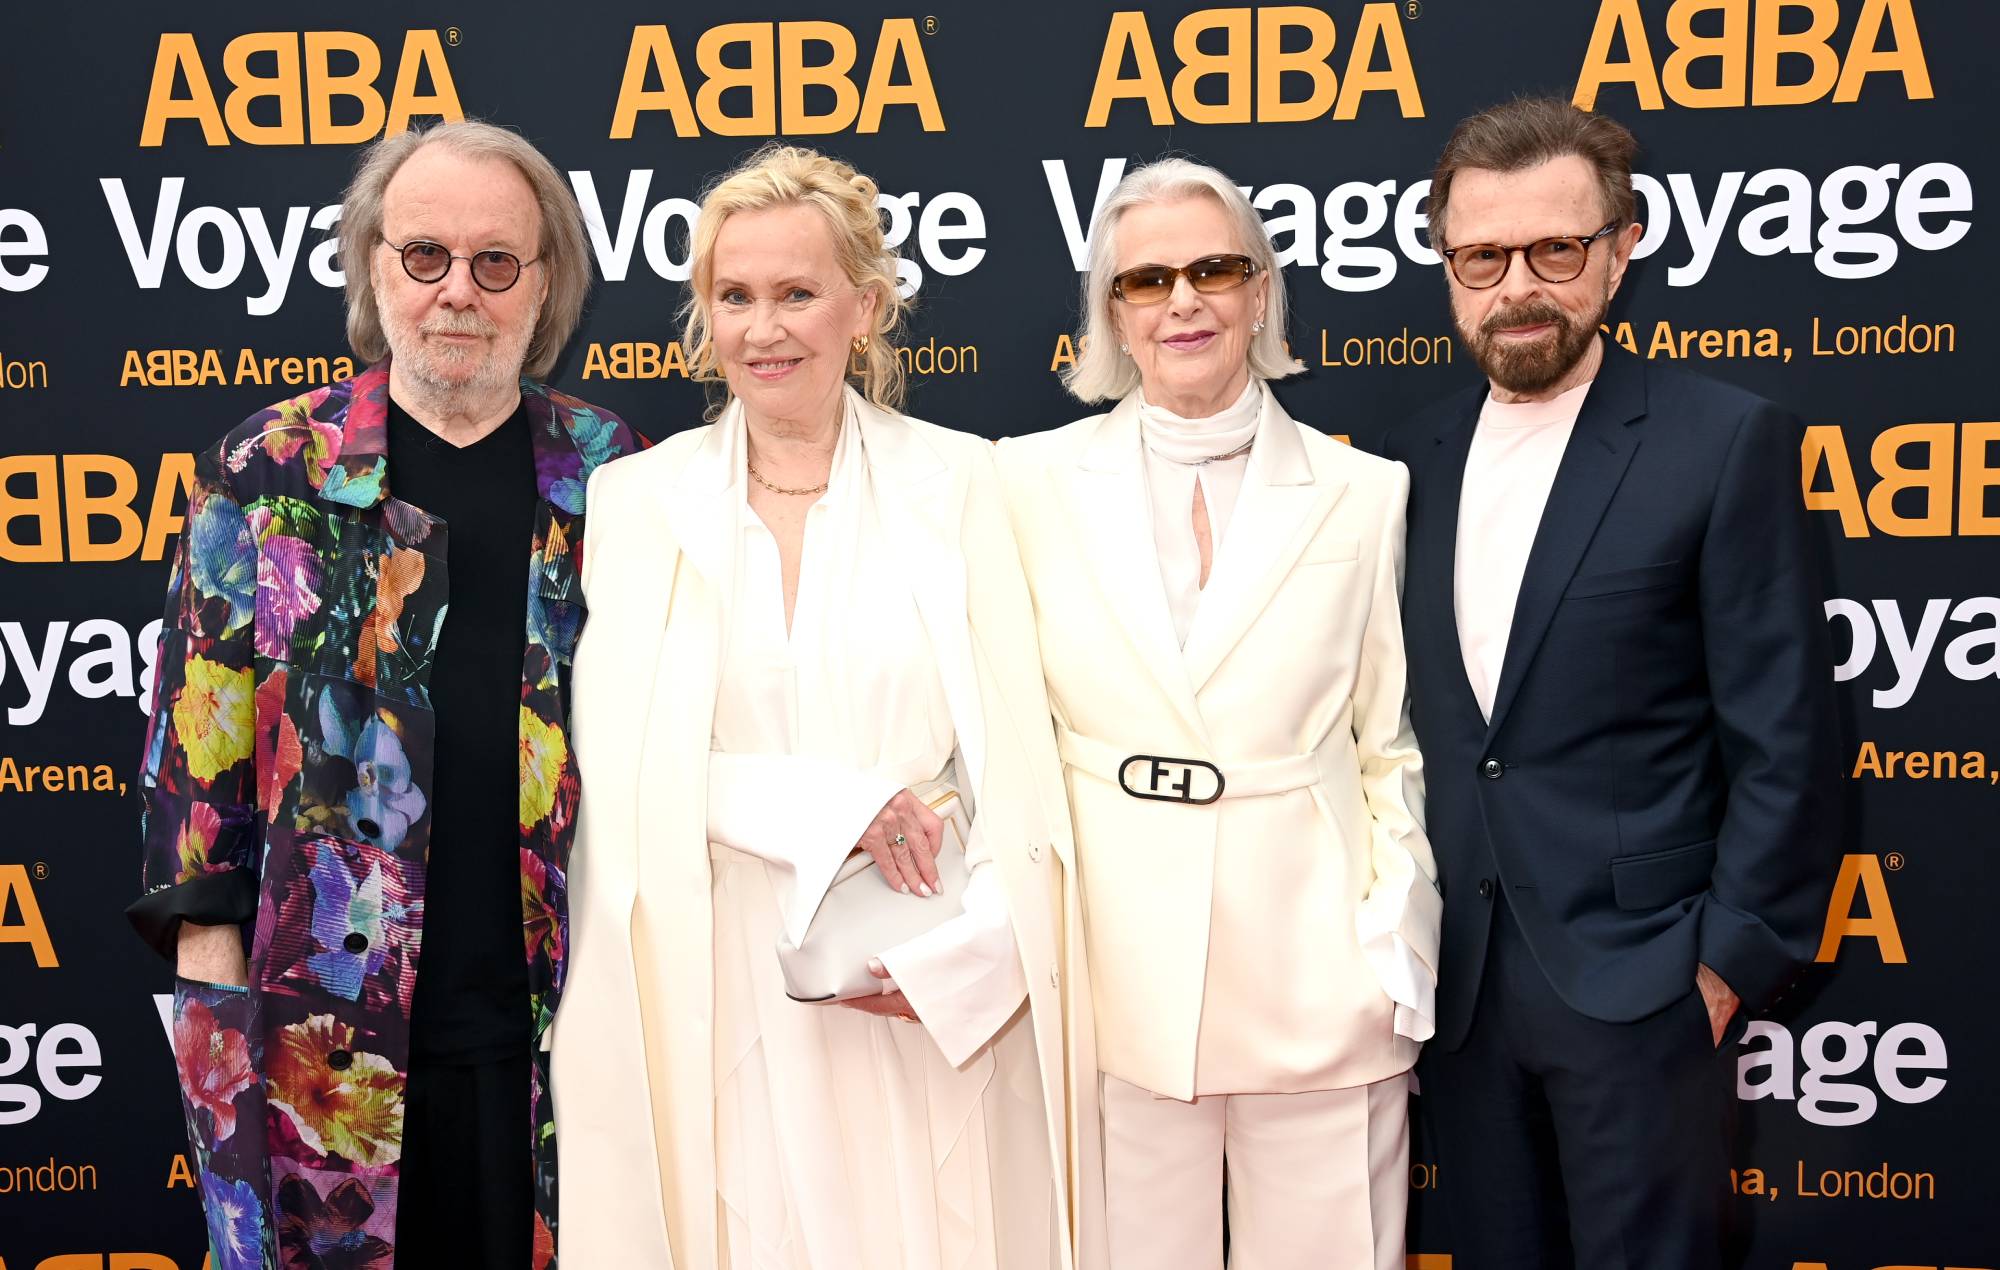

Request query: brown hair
[
  {"left": 1427, "top": 96, "right": 1639, "bottom": 247},
  {"left": 339, "top": 119, "right": 591, "bottom": 381},
  {"left": 682, "top": 144, "right": 908, "bottom": 419}
]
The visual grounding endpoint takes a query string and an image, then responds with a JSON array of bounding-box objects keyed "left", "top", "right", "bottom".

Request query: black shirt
[{"left": 387, "top": 395, "right": 537, "bottom": 1063}]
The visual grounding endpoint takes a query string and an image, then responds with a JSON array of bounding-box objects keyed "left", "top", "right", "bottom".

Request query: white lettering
[
  {"left": 0, "top": 618, "right": 163, "bottom": 727},
  {"left": 101, "top": 178, "right": 340, "bottom": 314},
  {"left": 1737, "top": 1019, "right": 1948, "bottom": 1128},
  {"left": 0, "top": 209, "right": 51, "bottom": 292}
]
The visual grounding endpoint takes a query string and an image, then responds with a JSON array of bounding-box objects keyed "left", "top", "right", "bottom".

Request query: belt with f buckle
[
  {"left": 1056, "top": 727, "right": 1321, "bottom": 805},
  {"left": 1116, "top": 755, "right": 1225, "bottom": 805}
]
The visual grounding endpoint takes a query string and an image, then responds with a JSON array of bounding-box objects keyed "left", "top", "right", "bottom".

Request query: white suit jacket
[
  {"left": 995, "top": 389, "right": 1441, "bottom": 1100},
  {"left": 552, "top": 394, "right": 1106, "bottom": 1270}
]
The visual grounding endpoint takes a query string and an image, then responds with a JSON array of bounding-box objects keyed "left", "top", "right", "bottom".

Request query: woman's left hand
[{"left": 832, "top": 958, "right": 919, "bottom": 1022}]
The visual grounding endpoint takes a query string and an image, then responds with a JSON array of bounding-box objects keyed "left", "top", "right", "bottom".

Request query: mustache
[
  {"left": 1480, "top": 301, "right": 1568, "bottom": 337},
  {"left": 419, "top": 312, "right": 499, "bottom": 339}
]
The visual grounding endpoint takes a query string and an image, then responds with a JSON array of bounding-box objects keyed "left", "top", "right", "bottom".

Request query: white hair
[{"left": 1064, "top": 157, "right": 1302, "bottom": 404}]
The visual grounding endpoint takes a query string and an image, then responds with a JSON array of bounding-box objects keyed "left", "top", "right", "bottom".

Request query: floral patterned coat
[{"left": 129, "top": 361, "right": 641, "bottom": 1270}]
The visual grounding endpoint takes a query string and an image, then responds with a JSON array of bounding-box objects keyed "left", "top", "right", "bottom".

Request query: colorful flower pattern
[{"left": 136, "top": 361, "right": 638, "bottom": 1268}]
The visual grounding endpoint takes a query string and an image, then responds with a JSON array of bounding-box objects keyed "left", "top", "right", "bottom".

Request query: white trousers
[{"left": 1101, "top": 1072, "right": 1409, "bottom": 1270}]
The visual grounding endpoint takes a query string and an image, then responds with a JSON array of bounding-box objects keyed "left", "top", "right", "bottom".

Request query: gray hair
[
  {"left": 1065, "top": 158, "right": 1301, "bottom": 405},
  {"left": 338, "top": 119, "right": 591, "bottom": 381}
]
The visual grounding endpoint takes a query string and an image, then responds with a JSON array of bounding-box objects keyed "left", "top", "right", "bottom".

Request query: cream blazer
[
  {"left": 551, "top": 393, "right": 1105, "bottom": 1270},
  {"left": 995, "top": 390, "right": 1442, "bottom": 1101}
]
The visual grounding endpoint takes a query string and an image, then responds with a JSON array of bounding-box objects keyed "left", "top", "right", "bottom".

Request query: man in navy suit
[{"left": 1385, "top": 97, "right": 1840, "bottom": 1268}]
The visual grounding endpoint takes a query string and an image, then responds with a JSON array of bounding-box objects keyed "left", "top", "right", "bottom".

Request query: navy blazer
[{"left": 1385, "top": 342, "right": 1841, "bottom": 1050}]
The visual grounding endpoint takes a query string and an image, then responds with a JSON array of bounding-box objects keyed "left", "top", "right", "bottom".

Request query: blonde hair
[
  {"left": 682, "top": 144, "right": 908, "bottom": 418},
  {"left": 1065, "top": 158, "right": 1301, "bottom": 404},
  {"left": 338, "top": 119, "right": 590, "bottom": 381}
]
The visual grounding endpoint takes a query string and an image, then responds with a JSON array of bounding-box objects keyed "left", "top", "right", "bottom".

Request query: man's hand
[
  {"left": 177, "top": 922, "right": 249, "bottom": 987},
  {"left": 1695, "top": 962, "right": 1739, "bottom": 1048}
]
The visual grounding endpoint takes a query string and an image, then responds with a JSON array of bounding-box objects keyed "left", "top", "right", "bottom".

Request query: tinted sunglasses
[
  {"left": 383, "top": 237, "right": 541, "bottom": 293},
  {"left": 1110, "top": 253, "right": 1259, "bottom": 305}
]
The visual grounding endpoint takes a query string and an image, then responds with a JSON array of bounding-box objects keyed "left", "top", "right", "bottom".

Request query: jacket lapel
[
  {"left": 659, "top": 406, "right": 742, "bottom": 597},
  {"left": 856, "top": 394, "right": 988, "bottom": 793},
  {"left": 1417, "top": 390, "right": 1485, "bottom": 724},
  {"left": 1061, "top": 396, "right": 1208, "bottom": 740},
  {"left": 1181, "top": 390, "right": 1342, "bottom": 693},
  {"left": 314, "top": 361, "right": 392, "bottom": 509},
  {"left": 1483, "top": 345, "right": 1649, "bottom": 742}
]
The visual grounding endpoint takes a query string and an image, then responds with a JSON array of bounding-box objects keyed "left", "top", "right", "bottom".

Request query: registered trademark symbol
[
  {"left": 33, "top": 862, "right": 47, "bottom": 880},
  {"left": 446, "top": 27, "right": 463, "bottom": 47},
  {"left": 1884, "top": 852, "right": 1905, "bottom": 871},
  {"left": 1404, "top": 0, "right": 1422, "bottom": 18},
  {"left": 923, "top": 16, "right": 939, "bottom": 35}
]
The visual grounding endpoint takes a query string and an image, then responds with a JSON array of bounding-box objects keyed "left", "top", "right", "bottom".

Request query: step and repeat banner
[{"left": 0, "top": 1, "right": 1991, "bottom": 1266}]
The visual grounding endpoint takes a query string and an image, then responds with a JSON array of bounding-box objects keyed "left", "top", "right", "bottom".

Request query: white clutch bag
[{"left": 776, "top": 780, "right": 972, "bottom": 1003}]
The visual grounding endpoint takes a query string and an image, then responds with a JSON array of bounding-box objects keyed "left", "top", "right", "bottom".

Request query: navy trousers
[{"left": 1417, "top": 899, "right": 1737, "bottom": 1270}]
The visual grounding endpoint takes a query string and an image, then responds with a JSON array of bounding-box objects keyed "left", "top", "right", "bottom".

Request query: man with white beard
[{"left": 129, "top": 120, "right": 642, "bottom": 1269}]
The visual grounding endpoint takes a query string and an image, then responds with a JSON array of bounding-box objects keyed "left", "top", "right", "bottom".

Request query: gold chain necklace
[
  {"left": 747, "top": 419, "right": 840, "bottom": 496},
  {"left": 746, "top": 458, "right": 829, "bottom": 497}
]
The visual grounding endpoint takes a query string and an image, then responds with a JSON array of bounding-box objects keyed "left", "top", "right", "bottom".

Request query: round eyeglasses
[
  {"left": 1438, "top": 223, "right": 1619, "bottom": 289},
  {"left": 383, "top": 237, "right": 541, "bottom": 293},
  {"left": 1110, "top": 254, "right": 1259, "bottom": 306}
]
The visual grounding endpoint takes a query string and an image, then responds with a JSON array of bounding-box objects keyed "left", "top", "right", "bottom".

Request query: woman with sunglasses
[{"left": 995, "top": 158, "right": 1440, "bottom": 1270}]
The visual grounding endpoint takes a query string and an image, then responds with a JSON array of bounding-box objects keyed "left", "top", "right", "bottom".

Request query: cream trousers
[{"left": 1101, "top": 1071, "right": 1410, "bottom": 1270}]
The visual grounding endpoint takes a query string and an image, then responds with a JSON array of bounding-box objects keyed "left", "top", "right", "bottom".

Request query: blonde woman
[
  {"left": 996, "top": 158, "right": 1439, "bottom": 1270},
  {"left": 552, "top": 145, "right": 1099, "bottom": 1270}
]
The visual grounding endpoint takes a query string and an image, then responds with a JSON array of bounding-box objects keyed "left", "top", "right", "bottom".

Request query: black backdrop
[{"left": 1, "top": 2, "right": 1993, "bottom": 1267}]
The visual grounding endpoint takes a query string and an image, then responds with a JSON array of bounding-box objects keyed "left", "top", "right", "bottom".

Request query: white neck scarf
[
  {"left": 1136, "top": 379, "right": 1264, "bottom": 647},
  {"left": 1138, "top": 379, "right": 1262, "bottom": 465}
]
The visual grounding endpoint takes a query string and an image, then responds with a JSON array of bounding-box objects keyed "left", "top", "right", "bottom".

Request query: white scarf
[{"left": 1137, "top": 379, "right": 1263, "bottom": 646}]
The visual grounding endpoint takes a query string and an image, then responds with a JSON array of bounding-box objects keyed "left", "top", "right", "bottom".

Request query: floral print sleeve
[
  {"left": 131, "top": 365, "right": 642, "bottom": 1270},
  {"left": 131, "top": 439, "right": 265, "bottom": 956}
]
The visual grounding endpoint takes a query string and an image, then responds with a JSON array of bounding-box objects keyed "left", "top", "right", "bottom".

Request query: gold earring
[{"left": 852, "top": 335, "right": 870, "bottom": 356}]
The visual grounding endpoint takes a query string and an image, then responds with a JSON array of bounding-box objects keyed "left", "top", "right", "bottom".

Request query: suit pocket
[
  {"left": 1564, "top": 559, "right": 1684, "bottom": 600},
  {"left": 1299, "top": 536, "right": 1361, "bottom": 567},
  {"left": 1610, "top": 839, "right": 1716, "bottom": 910}
]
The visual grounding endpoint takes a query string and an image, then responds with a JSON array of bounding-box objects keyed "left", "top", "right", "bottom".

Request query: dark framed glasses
[
  {"left": 1439, "top": 223, "right": 1619, "bottom": 289},
  {"left": 1110, "top": 253, "right": 1259, "bottom": 305},
  {"left": 383, "top": 237, "right": 540, "bottom": 293}
]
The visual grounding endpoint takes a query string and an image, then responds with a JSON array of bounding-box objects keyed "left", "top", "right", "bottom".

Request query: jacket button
[
  {"left": 1478, "top": 878, "right": 1494, "bottom": 899},
  {"left": 1028, "top": 842, "right": 1042, "bottom": 863},
  {"left": 327, "top": 1049, "right": 353, "bottom": 1071},
  {"left": 343, "top": 932, "right": 369, "bottom": 954},
  {"left": 1480, "top": 758, "right": 1504, "bottom": 780},
  {"left": 1048, "top": 966, "right": 1060, "bottom": 990}
]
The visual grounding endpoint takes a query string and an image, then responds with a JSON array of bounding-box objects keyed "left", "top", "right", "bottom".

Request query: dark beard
[{"left": 1462, "top": 296, "right": 1604, "bottom": 395}]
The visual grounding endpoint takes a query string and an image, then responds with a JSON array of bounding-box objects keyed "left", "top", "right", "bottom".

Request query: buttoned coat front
[
  {"left": 552, "top": 395, "right": 1105, "bottom": 1270},
  {"left": 995, "top": 390, "right": 1441, "bottom": 1101}
]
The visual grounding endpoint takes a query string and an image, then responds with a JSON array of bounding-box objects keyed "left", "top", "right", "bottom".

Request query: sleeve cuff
[
  {"left": 706, "top": 752, "right": 903, "bottom": 946},
  {"left": 1356, "top": 874, "right": 1442, "bottom": 1044},
  {"left": 877, "top": 864, "right": 1027, "bottom": 1068},
  {"left": 126, "top": 869, "right": 259, "bottom": 961},
  {"left": 1696, "top": 893, "right": 1794, "bottom": 1016}
]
